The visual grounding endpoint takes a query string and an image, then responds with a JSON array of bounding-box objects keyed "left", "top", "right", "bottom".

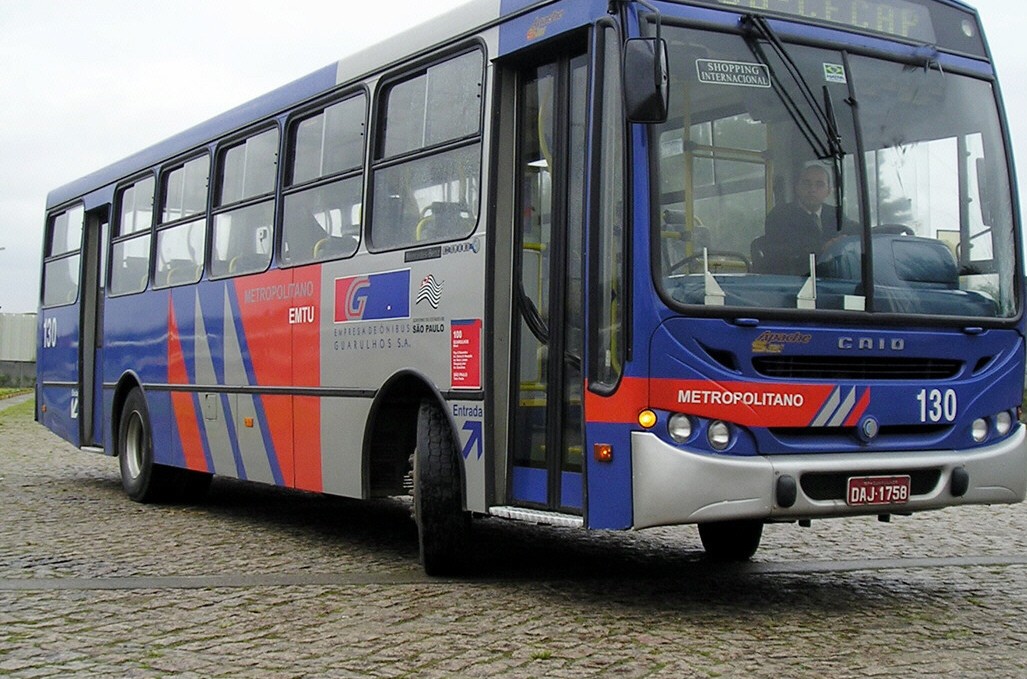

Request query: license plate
[{"left": 846, "top": 475, "right": 911, "bottom": 506}]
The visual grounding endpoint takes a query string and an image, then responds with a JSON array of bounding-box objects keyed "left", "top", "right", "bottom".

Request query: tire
[
  {"left": 698, "top": 519, "right": 764, "bottom": 561},
  {"left": 117, "top": 388, "right": 178, "bottom": 503},
  {"left": 413, "top": 398, "right": 471, "bottom": 575}
]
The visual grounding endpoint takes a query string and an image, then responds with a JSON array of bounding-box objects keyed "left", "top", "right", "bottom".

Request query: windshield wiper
[
  {"left": 742, "top": 14, "right": 849, "bottom": 233},
  {"left": 741, "top": 14, "right": 844, "bottom": 162},
  {"left": 821, "top": 84, "right": 847, "bottom": 228}
]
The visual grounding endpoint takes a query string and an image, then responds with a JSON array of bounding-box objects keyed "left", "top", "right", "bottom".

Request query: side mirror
[{"left": 623, "top": 37, "right": 669, "bottom": 124}]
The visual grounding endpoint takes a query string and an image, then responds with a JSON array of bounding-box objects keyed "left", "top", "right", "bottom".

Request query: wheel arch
[
  {"left": 110, "top": 372, "right": 144, "bottom": 457},
  {"left": 362, "top": 370, "right": 463, "bottom": 498}
]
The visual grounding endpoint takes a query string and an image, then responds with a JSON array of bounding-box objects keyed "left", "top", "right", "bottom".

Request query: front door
[
  {"left": 80, "top": 207, "right": 107, "bottom": 447},
  {"left": 510, "top": 50, "right": 588, "bottom": 513}
]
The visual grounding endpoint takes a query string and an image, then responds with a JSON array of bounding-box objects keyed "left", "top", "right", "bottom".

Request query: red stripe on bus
[
  {"left": 585, "top": 377, "right": 649, "bottom": 424},
  {"left": 234, "top": 270, "right": 298, "bottom": 488},
  {"left": 232, "top": 268, "right": 323, "bottom": 492},
  {"left": 844, "top": 388, "right": 872, "bottom": 427},
  {"left": 168, "top": 299, "right": 209, "bottom": 472},
  {"left": 650, "top": 378, "right": 835, "bottom": 428},
  {"left": 291, "top": 267, "right": 322, "bottom": 492}
]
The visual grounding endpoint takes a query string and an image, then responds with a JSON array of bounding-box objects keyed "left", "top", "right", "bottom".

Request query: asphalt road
[{"left": 2, "top": 394, "right": 1026, "bottom": 677}]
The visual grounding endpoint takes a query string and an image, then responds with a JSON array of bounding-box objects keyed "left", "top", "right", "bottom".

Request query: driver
[{"left": 758, "top": 164, "right": 857, "bottom": 275}]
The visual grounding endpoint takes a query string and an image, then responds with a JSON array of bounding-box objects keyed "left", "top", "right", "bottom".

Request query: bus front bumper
[{"left": 631, "top": 426, "right": 1027, "bottom": 529}]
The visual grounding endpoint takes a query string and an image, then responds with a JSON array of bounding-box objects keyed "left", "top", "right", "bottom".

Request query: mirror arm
[
  {"left": 609, "top": 0, "right": 662, "bottom": 41},
  {"left": 615, "top": 0, "right": 669, "bottom": 124}
]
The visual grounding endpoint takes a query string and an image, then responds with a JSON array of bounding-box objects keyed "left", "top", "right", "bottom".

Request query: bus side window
[
  {"left": 370, "top": 48, "right": 484, "bottom": 251},
  {"left": 212, "top": 128, "right": 278, "bottom": 278},
  {"left": 110, "top": 175, "right": 155, "bottom": 296},
  {"left": 42, "top": 206, "right": 84, "bottom": 307},
  {"left": 282, "top": 93, "right": 366, "bottom": 266},
  {"left": 154, "top": 155, "right": 209, "bottom": 289}
]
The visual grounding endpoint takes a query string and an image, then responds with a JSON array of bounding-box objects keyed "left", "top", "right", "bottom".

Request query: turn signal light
[
  {"left": 638, "top": 410, "right": 657, "bottom": 429},
  {"left": 594, "top": 443, "right": 613, "bottom": 463}
]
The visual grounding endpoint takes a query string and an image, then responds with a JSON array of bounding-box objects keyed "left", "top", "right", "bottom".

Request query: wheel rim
[{"left": 124, "top": 410, "right": 144, "bottom": 479}]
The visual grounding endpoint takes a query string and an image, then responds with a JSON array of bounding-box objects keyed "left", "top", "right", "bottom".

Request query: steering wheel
[
  {"left": 873, "top": 223, "right": 915, "bottom": 236},
  {"left": 668, "top": 251, "right": 750, "bottom": 275}
]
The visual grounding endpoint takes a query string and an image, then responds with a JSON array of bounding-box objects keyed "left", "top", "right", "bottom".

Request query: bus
[{"left": 38, "top": 0, "right": 1025, "bottom": 574}]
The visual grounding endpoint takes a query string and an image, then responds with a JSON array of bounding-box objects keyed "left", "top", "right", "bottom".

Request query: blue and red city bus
[{"left": 38, "top": 0, "right": 1025, "bottom": 573}]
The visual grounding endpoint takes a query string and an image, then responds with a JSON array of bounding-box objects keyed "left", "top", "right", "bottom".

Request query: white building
[{"left": 0, "top": 313, "right": 36, "bottom": 387}]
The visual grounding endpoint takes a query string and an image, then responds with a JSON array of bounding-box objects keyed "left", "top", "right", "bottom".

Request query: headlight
[
  {"left": 971, "top": 418, "right": 989, "bottom": 443},
  {"left": 668, "top": 414, "right": 693, "bottom": 443},
  {"left": 996, "top": 411, "right": 1013, "bottom": 436},
  {"left": 708, "top": 420, "right": 731, "bottom": 451}
]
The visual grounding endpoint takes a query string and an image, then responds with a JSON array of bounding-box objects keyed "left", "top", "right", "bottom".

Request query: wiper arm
[
  {"left": 823, "top": 84, "right": 846, "bottom": 232},
  {"left": 741, "top": 14, "right": 844, "bottom": 161},
  {"left": 822, "top": 84, "right": 842, "bottom": 160}
]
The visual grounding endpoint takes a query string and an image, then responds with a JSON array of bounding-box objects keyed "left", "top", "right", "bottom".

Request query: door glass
[
  {"left": 513, "top": 64, "right": 555, "bottom": 486},
  {"left": 592, "top": 24, "right": 626, "bottom": 390},
  {"left": 559, "top": 55, "right": 587, "bottom": 506},
  {"left": 512, "top": 53, "right": 588, "bottom": 510}
]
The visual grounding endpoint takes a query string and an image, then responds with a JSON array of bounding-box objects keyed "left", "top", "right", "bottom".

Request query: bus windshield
[{"left": 654, "top": 24, "right": 1018, "bottom": 320}]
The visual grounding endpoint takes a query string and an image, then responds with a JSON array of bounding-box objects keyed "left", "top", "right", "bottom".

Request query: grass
[{"left": 0, "top": 397, "right": 35, "bottom": 421}]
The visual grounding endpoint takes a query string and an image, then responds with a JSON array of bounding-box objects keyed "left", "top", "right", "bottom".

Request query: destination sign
[
  {"left": 703, "top": 0, "right": 936, "bottom": 43},
  {"left": 696, "top": 59, "right": 772, "bottom": 87}
]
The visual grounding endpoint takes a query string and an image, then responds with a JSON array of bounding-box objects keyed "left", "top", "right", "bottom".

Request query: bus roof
[
  {"left": 45, "top": 0, "right": 984, "bottom": 210},
  {"left": 46, "top": 0, "right": 520, "bottom": 211}
]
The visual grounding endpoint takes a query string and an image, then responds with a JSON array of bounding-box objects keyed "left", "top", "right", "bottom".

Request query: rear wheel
[
  {"left": 118, "top": 388, "right": 211, "bottom": 502},
  {"left": 119, "top": 388, "right": 171, "bottom": 502},
  {"left": 698, "top": 519, "right": 764, "bottom": 561},
  {"left": 413, "top": 399, "right": 471, "bottom": 575}
]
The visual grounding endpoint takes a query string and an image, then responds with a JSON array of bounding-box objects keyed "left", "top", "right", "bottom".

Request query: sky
[{"left": 1, "top": 0, "right": 1025, "bottom": 314}]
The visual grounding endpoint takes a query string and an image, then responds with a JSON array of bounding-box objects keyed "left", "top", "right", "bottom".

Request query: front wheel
[
  {"left": 698, "top": 520, "right": 764, "bottom": 561},
  {"left": 413, "top": 399, "right": 471, "bottom": 575}
]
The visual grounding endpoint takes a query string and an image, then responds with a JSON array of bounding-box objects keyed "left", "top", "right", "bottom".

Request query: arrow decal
[{"left": 461, "top": 420, "right": 483, "bottom": 460}]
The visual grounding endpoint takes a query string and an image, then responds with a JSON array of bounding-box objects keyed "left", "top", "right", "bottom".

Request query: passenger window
[
  {"left": 218, "top": 128, "right": 278, "bottom": 206},
  {"left": 42, "top": 205, "right": 84, "bottom": 306},
  {"left": 291, "top": 96, "right": 364, "bottom": 185},
  {"left": 212, "top": 128, "right": 279, "bottom": 277},
  {"left": 371, "top": 49, "right": 483, "bottom": 250},
  {"left": 162, "top": 156, "right": 208, "bottom": 223},
  {"left": 49, "top": 206, "right": 83, "bottom": 256},
  {"left": 155, "top": 221, "right": 206, "bottom": 287},
  {"left": 110, "top": 176, "right": 155, "bottom": 296},
  {"left": 282, "top": 94, "right": 366, "bottom": 266},
  {"left": 155, "top": 156, "right": 209, "bottom": 289},
  {"left": 382, "top": 51, "right": 481, "bottom": 157}
]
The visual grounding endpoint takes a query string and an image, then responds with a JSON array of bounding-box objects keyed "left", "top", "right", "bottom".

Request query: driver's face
[{"left": 797, "top": 168, "right": 830, "bottom": 212}]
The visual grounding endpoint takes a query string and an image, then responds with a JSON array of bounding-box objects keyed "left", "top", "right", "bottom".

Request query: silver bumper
[{"left": 631, "top": 425, "right": 1027, "bottom": 529}]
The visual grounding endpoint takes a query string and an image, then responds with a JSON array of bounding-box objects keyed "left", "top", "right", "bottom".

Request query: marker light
[
  {"left": 971, "top": 418, "right": 989, "bottom": 443},
  {"left": 708, "top": 421, "right": 731, "bottom": 451},
  {"left": 668, "top": 414, "right": 693, "bottom": 443},
  {"left": 638, "top": 409, "right": 658, "bottom": 429},
  {"left": 996, "top": 411, "right": 1013, "bottom": 436},
  {"left": 594, "top": 443, "right": 614, "bottom": 464}
]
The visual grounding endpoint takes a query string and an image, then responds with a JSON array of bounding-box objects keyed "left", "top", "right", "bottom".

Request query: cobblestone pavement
[{"left": 2, "top": 395, "right": 1027, "bottom": 677}]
